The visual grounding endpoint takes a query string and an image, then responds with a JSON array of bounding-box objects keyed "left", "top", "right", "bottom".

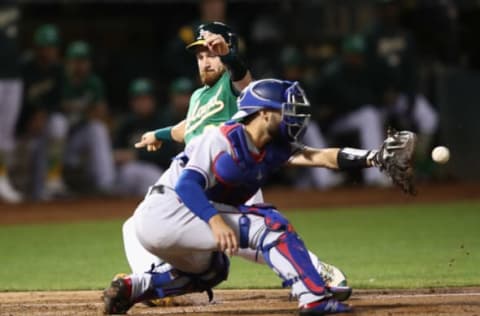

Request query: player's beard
[{"left": 200, "top": 66, "right": 225, "bottom": 86}]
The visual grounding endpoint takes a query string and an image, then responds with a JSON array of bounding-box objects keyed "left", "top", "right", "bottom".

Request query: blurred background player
[
  {"left": 163, "top": 77, "right": 195, "bottom": 127},
  {"left": 52, "top": 40, "right": 115, "bottom": 194},
  {"left": 277, "top": 46, "right": 344, "bottom": 189},
  {"left": 365, "top": 0, "right": 438, "bottom": 164},
  {"left": 114, "top": 78, "right": 167, "bottom": 196},
  {"left": 0, "top": 3, "right": 23, "bottom": 203},
  {"left": 312, "top": 34, "right": 388, "bottom": 186},
  {"left": 16, "top": 24, "right": 63, "bottom": 199},
  {"left": 155, "top": 76, "right": 196, "bottom": 157}
]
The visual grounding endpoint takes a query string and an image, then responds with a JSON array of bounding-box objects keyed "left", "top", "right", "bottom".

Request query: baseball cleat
[
  {"left": 318, "top": 262, "right": 348, "bottom": 287},
  {"left": 327, "top": 285, "right": 352, "bottom": 302},
  {"left": 113, "top": 273, "right": 129, "bottom": 280},
  {"left": 102, "top": 275, "right": 134, "bottom": 314},
  {"left": 0, "top": 176, "right": 23, "bottom": 203},
  {"left": 299, "top": 298, "right": 351, "bottom": 315}
]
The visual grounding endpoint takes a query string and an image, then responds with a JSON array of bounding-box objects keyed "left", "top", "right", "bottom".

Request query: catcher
[
  {"left": 122, "top": 21, "right": 352, "bottom": 299},
  {"left": 103, "top": 79, "right": 416, "bottom": 315}
]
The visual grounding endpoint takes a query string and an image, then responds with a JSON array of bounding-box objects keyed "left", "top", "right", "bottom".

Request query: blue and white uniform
[
  {"left": 131, "top": 118, "right": 329, "bottom": 306},
  {"left": 107, "top": 79, "right": 352, "bottom": 316},
  {"left": 135, "top": 122, "right": 293, "bottom": 263}
]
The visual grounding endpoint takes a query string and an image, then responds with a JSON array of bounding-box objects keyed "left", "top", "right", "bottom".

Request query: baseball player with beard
[
  {"left": 103, "top": 79, "right": 416, "bottom": 315},
  {"left": 121, "top": 21, "right": 349, "bottom": 302}
]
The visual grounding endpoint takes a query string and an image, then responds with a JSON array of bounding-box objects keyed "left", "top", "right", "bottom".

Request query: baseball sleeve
[
  {"left": 175, "top": 169, "right": 218, "bottom": 222},
  {"left": 175, "top": 129, "right": 230, "bottom": 222},
  {"left": 183, "top": 129, "right": 230, "bottom": 188}
]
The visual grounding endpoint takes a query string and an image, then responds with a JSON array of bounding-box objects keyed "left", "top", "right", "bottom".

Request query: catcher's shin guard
[
  {"left": 262, "top": 231, "right": 327, "bottom": 296},
  {"left": 245, "top": 204, "right": 326, "bottom": 297},
  {"left": 241, "top": 204, "right": 352, "bottom": 302}
]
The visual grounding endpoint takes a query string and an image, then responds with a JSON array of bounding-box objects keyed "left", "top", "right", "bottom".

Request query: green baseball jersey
[
  {"left": 62, "top": 73, "right": 105, "bottom": 124},
  {"left": 184, "top": 72, "right": 238, "bottom": 144}
]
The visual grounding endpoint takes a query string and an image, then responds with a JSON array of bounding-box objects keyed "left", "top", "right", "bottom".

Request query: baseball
[{"left": 432, "top": 146, "right": 450, "bottom": 164}]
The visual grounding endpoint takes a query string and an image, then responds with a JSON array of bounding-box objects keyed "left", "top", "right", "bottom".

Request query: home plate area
[{"left": 1, "top": 288, "right": 480, "bottom": 316}]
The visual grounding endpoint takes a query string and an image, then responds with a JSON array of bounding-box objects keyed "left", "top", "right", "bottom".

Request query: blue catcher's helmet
[{"left": 232, "top": 79, "right": 311, "bottom": 142}]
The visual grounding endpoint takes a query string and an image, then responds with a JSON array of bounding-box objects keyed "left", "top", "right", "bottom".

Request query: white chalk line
[
  {"left": 3, "top": 292, "right": 480, "bottom": 307},
  {"left": 355, "top": 292, "right": 480, "bottom": 299}
]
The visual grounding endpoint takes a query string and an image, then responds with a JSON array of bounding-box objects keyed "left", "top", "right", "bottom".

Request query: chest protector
[{"left": 206, "top": 121, "right": 293, "bottom": 205}]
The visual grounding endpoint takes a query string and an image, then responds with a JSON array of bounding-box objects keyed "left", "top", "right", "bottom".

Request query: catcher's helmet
[
  {"left": 233, "top": 79, "right": 311, "bottom": 142},
  {"left": 186, "top": 21, "right": 238, "bottom": 53}
]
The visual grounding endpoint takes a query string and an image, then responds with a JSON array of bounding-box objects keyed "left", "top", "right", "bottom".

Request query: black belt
[{"left": 149, "top": 185, "right": 165, "bottom": 195}]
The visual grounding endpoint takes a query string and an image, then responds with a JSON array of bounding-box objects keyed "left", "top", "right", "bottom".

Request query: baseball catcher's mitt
[{"left": 373, "top": 128, "right": 417, "bottom": 195}]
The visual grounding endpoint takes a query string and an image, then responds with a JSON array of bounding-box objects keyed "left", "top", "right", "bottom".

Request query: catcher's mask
[{"left": 233, "top": 79, "right": 311, "bottom": 142}]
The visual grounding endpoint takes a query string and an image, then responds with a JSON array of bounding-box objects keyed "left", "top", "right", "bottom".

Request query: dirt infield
[{"left": 1, "top": 288, "right": 480, "bottom": 316}]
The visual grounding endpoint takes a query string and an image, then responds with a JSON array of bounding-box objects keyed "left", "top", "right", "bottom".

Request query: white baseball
[{"left": 432, "top": 146, "right": 450, "bottom": 164}]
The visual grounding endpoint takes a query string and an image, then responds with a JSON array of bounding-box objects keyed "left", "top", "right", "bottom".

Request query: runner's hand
[
  {"left": 203, "top": 31, "right": 229, "bottom": 56},
  {"left": 134, "top": 131, "right": 163, "bottom": 152}
]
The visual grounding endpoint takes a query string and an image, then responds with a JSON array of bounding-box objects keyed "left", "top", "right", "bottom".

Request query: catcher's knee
[
  {"left": 253, "top": 203, "right": 294, "bottom": 232},
  {"left": 240, "top": 203, "right": 293, "bottom": 231},
  {"left": 238, "top": 203, "right": 295, "bottom": 250},
  {"left": 260, "top": 229, "right": 327, "bottom": 295},
  {"left": 192, "top": 251, "right": 230, "bottom": 291}
]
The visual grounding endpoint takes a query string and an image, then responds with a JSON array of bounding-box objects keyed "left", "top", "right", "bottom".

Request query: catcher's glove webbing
[{"left": 372, "top": 128, "right": 417, "bottom": 195}]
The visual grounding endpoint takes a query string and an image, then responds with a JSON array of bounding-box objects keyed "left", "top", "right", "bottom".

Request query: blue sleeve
[{"left": 175, "top": 169, "right": 218, "bottom": 223}]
